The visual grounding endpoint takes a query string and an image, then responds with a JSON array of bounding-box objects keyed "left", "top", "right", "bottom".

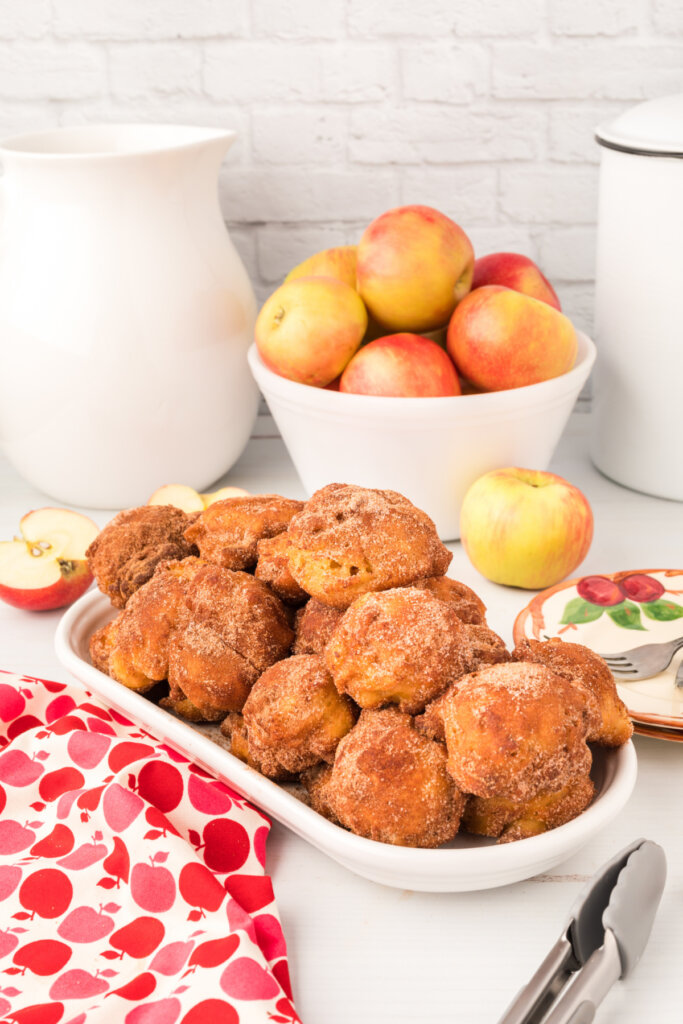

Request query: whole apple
[
  {"left": 285, "top": 245, "right": 357, "bottom": 290},
  {"left": 447, "top": 285, "right": 577, "bottom": 391},
  {"left": 472, "top": 253, "right": 561, "bottom": 310},
  {"left": 255, "top": 276, "right": 367, "bottom": 387},
  {"left": 340, "top": 334, "right": 461, "bottom": 397},
  {"left": 357, "top": 205, "right": 474, "bottom": 333},
  {"left": 460, "top": 468, "right": 593, "bottom": 589}
]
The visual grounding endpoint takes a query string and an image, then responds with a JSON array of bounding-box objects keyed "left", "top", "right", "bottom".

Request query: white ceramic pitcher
[{"left": 0, "top": 124, "right": 258, "bottom": 508}]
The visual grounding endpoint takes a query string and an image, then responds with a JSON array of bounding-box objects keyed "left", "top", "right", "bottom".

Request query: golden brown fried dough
[
  {"left": 412, "top": 576, "right": 487, "bottom": 624},
  {"left": 300, "top": 764, "right": 339, "bottom": 822},
  {"left": 221, "top": 713, "right": 295, "bottom": 780},
  {"left": 512, "top": 638, "right": 633, "bottom": 747},
  {"left": 86, "top": 505, "right": 197, "bottom": 608},
  {"left": 319, "top": 707, "right": 465, "bottom": 847},
  {"left": 287, "top": 483, "right": 452, "bottom": 609},
  {"left": 426, "top": 662, "right": 595, "bottom": 802},
  {"left": 293, "top": 599, "right": 343, "bottom": 656},
  {"left": 241, "top": 655, "right": 357, "bottom": 778},
  {"left": 325, "top": 587, "right": 473, "bottom": 714},
  {"left": 465, "top": 623, "right": 511, "bottom": 670},
  {"left": 463, "top": 774, "right": 595, "bottom": 844},
  {"left": 255, "top": 532, "right": 308, "bottom": 605},
  {"left": 185, "top": 494, "right": 304, "bottom": 571}
]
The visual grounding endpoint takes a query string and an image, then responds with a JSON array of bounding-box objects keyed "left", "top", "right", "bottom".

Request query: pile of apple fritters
[{"left": 88, "top": 484, "right": 632, "bottom": 848}]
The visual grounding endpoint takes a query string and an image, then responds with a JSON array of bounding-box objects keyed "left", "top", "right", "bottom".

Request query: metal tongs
[{"left": 498, "top": 838, "right": 667, "bottom": 1024}]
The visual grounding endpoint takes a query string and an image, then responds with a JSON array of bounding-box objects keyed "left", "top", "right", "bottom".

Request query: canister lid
[{"left": 596, "top": 94, "right": 683, "bottom": 157}]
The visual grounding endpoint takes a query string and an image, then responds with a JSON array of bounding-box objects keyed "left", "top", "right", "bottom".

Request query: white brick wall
[{"left": 1, "top": 0, "right": 682, "bottom": 345}]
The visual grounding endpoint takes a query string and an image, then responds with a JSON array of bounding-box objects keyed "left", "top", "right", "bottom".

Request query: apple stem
[{"left": 273, "top": 306, "right": 285, "bottom": 324}]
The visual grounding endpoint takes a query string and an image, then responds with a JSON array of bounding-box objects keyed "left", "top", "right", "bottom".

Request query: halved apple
[
  {"left": 0, "top": 508, "right": 99, "bottom": 611},
  {"left": 148, "top": 483, "right": 250, "bottom": 513}
]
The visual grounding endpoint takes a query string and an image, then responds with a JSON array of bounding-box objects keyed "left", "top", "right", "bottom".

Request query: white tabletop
[{"left": 1, "top": 411, "right": 681, "bottom": 1024}]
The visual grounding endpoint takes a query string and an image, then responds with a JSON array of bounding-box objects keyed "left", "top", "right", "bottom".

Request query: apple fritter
[
  {"left": 86, "top": 505, "right": 198, "bottom": 608},
  {"left": 240, "top": 654, "right": 357, "bottom": 778},
  {"left": 463, "top": 773, "right": 595, "bottom": 844},
  {"left": 512, "top": 638, "right": 633, "bottom": 747},
  {"left": 292, "top": 599, "right": 343, "bottom": 656},
  {"left": 255, "top": 532, "right": 308, "bottom": 605},
  {"left": 424, "top": 662, "right": 596, "bottom": 802},
  {"left": 184, "top": 494, "right": 304, "bottom": 571},
  {"left": 411, "top": 576, "right": 487, "bottom": 624},
  {"left": 315, "top": 707, "right": 466, "bottom": 847},
  {"left": 325, "top": 587, "right": 474, "bottom": 714},
  {"left": 286, "top": 483, "right": 452, "bottom": 609},
  {"left": 221, "top": 712, "right": 295, "bottom": 781}
]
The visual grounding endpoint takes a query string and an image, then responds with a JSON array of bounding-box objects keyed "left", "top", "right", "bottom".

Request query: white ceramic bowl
[
  {"left": 248, "top": 333, "right": 596, "bottom": 541},
  {"left": 56, "top": 590, "right": 637, "bottom": 893}
]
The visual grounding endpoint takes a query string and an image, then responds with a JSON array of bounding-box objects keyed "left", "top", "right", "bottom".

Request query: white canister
[{"left": 593, "top": 95, "right": 683, "bottom": 501}]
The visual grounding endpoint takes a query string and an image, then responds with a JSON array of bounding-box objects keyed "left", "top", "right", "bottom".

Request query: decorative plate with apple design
[{"left": 513, "top": 569, "right": 683, "bottom": 741}]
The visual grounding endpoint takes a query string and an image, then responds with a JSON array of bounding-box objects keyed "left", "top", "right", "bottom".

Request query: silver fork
[{"left": 600, "top": 636, "right": 683, "bottom": 681}]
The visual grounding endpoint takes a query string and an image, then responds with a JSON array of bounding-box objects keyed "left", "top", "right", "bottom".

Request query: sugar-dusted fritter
[
  {"left": 86, "top": 505, "right": 198, "bottom": 609},
  {"left": 424, "top": 662, "right": 597, "bottom": 802},
  {"left": 466, "top": 623, "right": 511, "bottom": 669},
  {"left": 512, "top": 638, "right": 633, "bottom": 747},
  {"left": 286, "top": 483, "right": 452, "bottom": 609},
  {"left": 90, "top": 557, "right": 293, "bottom": 721},
  {"left": 463, "top": 773, "right": 595, "bottom": 844},
  {"left": 221, "top": 713, "right": 295, "bottom": 781},
  {"left": 325, "top": 587, "right": 474, "bottom": 714},
  {"left": 184, "top": 494, "right": 304, "bottom": 571},
  {"left": 255, "top": 532, "right": 308, "bottom": 605},
  {"left": 411, "top": 576, "right": 487, "bottom": 624},
  {"left": 313, "top": 707, "right": 466, "bottom": 847},
  {"left": 239, "top": 655, "right": 357, "bottom": 778},
  {"left": 292, "top": 599, "right": 343, "bottom": 656}
]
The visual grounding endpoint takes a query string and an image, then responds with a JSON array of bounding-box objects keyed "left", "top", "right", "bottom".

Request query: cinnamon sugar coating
[
  {"left": 325, "top": 587, "right": 474, "bottom": 714},
  {"left": 86, "top": 505, "right": 198, "bottom": 608},
  {"left": 316, "top": 707, "right": 466, "bottom": 847},
  {"left": 184, "top": 494, "right": 304, "bottom": 571},
  {"left": 286, "top": 483, "right": 452, "bottom": 609},
  {"left": 293, "top": 600, "right": 343, "bottom": 656},
  {"left": 465, "top": 623, "right": 511, "bottom": 670},
  {"left": 240, "top": 655, "right": 357, "bottom": 778},
  {"left": 512, "top": 638, "right": 633, "bottom": 747},
  {"left": 425, "top": 662, "right": 595, "bottom": 802},
  {"left": 89, "top": 557, "right": 293, "bottom": 721},
  {"left": 463, "top": 773, "right": 595, "bottom": 844},
  {"left": 411, "top": 576, "right": 487, "bottom": 624},
  {"left": 221, "top": 713, "right": 295, "bottom": 781},
  {"left": 255, "top": 532, "right": 308, "bottom": 605}
]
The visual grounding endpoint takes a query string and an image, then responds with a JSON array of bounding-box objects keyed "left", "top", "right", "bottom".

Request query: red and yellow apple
[
  {"left": 0, "top": 508, "right": 99, "bottom": 611},
  {"left": 472, "top": 253, "right": 561, "bottom": 310},
  {"left": 356, "top": 205, "right": 474, "bottom": 333},
  {"left": 447, "top": 285, "right": 577, "bottom": 391},
  {"left": 148, "top": 484, "right": 250, "bottom": 513},
  {"left": 460, "top": 468, "right": 593, "bottom": 589},
  {"left": 340, "top": 333, "right": 461, "bottom": 397},
  {"left": 285, "top": 245, "right": 357, "bottom": 290},
  {"left": 255, "top": 276, "right": 367, "bottom": 387}
]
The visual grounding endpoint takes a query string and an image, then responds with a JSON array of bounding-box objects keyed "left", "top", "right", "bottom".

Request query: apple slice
[
  {"left": 202, "top": 486, "right": 250, "bottom": 507},
  {"left": 148, "top": 484, "right": 205, "bottom": 514},
  {"left": 0, "top": 508, "right": 99, "bottom": 611}
]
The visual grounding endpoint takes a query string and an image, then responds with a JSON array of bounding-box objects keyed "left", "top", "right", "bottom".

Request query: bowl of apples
[{"left": 249, "top": 205, "right": 596, "bottom": 541}]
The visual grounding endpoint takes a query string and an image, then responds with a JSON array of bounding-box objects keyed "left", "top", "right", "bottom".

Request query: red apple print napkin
[{"left": 0, "top": 670, "right": 301, "bottom": 1024}]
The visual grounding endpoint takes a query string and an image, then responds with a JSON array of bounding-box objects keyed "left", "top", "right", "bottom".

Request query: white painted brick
[
  {"left": 537, "top": 227, "right": 597, "bottom": 281},
  {"left": 349, "top": 105, "right": 545, "bottom": 164},
  {"left": 553, "top": 282, "right": 596, "bottom": 335},
  {"left": 492, "top": 43, "right": 683, "bottom": 100},
  {"left": 319, "top": 46, "right": 395, "bottom": 102},
  {"left": 256, "top": 224, "right": 348, "bottom": 283},
  {"left": 218, "top": 168, "right": 400, "bottom": 224},
  {"left": 252, "top": 108, "right": 346, "bottom": 165},
  {"left": 205, "top": 43, "right": 320, "bottom": 103},
  {"left": 466, "top": 227, "right": 538, "bottom": 261},
  {"left": 454, "top": 1, "right": 543, "bottom": 37},
  {"left": 548, "top": 104, "right": 622, "bottom": 163},
  {"left": 252, "top": 0, "right": 344, "bottom": 40},
  {"left": 653, "top": 1, "right": 683, "bottom": 32},
  {"left": 399, "top": 167, "right": 498, "bottom": 226},
  {"left": 0, "top": 102, "right": 57, "bottom": 138},
  {"left": 549, "top": 0, "right": 642, "bottom": 36},
  {"left": 226, "top": 225, "right": 259, "bottom": 286},
  {"left": 109, "top": 43, "right": 202, "bottom": 99},
  {"left": 347, "top": 0, "right": 455, "bottom": 38},
  {"left": 0, "top": 0, "right": 50, "bottom": 39},
  {"left": 53, "top": 0, "right": 246, "bottom": 40},
  {"left": 0, "top": 42, "right": 105, "bottom": 100},
  {"left": 401, "top": 44, "right": 489, "bottom": 103},
  {"left": 499, "top": 166, "right": 598, "bottom": 224}
]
